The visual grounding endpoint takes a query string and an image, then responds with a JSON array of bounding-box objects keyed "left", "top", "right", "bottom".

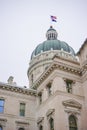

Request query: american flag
[{"left": 51, "top": 16, "right": 57, "bottom": 22}]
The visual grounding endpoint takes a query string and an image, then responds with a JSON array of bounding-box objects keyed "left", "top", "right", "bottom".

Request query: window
[
  {"left": 47, "top": 83, "right": 52, "bottom": 96},
  {"left": 0, "top": 99, "right": 5, "bottom": 113},
  {"left": 49, "top": 118, "right": 54, "bottom": 130},
  {"left": 18, "top": 128, "right": 24, "bottom": 130},
  {"left": 0, "top": 126, "right": 2, "bottom": 130},
  {"left": 66, "top": 80, "right": 73, "bottom": 93},
  {"left": 38, "top": 92, "right": 42, "bottom": 104},
  {"left": 39, "top": 125, "right": 43, "bottom": 130},
  {"left": 69, "top": 115, "right": 77, "bottom": 130},
  {"left": 20, "top": 103, "right": 25, "bottom": 116}
]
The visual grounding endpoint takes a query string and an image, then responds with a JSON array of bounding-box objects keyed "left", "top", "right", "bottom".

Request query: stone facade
[
  {"left": 0, "top": 27, "right": 87, "bottom": 130},
  {"left": 0, "top": 83, "right": 36, "bottom": 130}
]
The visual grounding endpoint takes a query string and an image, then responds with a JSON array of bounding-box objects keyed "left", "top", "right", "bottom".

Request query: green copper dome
[{"left": 31, "top": 26, "right": 75, "bottom": 59}]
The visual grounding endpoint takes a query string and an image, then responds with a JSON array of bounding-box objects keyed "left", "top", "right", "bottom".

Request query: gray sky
[{"left": 0, "top": 0, "right": 87, "bottom": 87}]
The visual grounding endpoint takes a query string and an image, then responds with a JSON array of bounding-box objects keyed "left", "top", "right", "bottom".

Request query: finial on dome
[{"left": 46, "top": 26, "right": 58, "bottom": 40}]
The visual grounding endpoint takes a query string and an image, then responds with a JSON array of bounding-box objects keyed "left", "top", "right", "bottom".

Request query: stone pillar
[{"left": 52, "top": 77, "right": 64, "bottom": 93}]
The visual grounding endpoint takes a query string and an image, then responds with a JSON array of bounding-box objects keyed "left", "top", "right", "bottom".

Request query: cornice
[
  {"left": 0, "top": 82, "right": 36, "bottom": 96},
  {"left": 15, "top": 121, "right": 29, "bottom": 125},
  {"left": 32, "top": 62, "right": 82, "bottom": 89},
  {"left": 80, "top": 62, "right": 87, "bottom": 76},
  {"left": 62, "top": 99, "right": 82, "bottom": 109},
  {"left": 53, "top": 54, "right": 79, "bottom": 65},
  {"left": 46, "top": 109, "right": 55, "bottom": 117},
  {"left": 0, "top": 118, "right": 7, "bottom": 122},
  {"left": 37, "top": 117, "right": 44, "bottom": 124},
  {"left": 0, "top": 113, "right": 35, "bottom": 121}
]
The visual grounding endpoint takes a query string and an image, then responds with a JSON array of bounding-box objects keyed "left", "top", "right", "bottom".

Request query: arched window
[
  {"left": 47, "top": 83, "right": 52, "bottom": 96},
  {"left": 39, "top": 125, "right": 43, "bottom": 130},
  {"left": 69, "top": 115, "right": 77, "bottom": 130},
  {"left": 0, "top": 126, "right": 2, "bottom": 130},
  {"left": 18, "top": 128, "right": 24, "bottom": 130},
  {"left": 49, "top": 118, "right": 54, "bottom": 130}
]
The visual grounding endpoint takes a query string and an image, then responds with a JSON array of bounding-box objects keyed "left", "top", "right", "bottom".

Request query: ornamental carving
[
  {"left": 62, "top": 99, "right": 82, "bottom": 109},
  {"left": 46, "top": 109, "right": 55, "bottom": 117},
  {"left": 37, "top": 117, "right": 44, "bottom": 124}
]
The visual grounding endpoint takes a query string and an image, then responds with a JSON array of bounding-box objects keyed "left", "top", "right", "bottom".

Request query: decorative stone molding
[
  {"left": 64, "top": 109, "right": 81, "bottom": 115},
  {"left": 63, "top": 78, "right": 75, "bottom": 84},
  {"left": 15, "top": 121, "right": 29, "bottom": 130},
  {"left": 81, "top": 62, "right": 87, "bottom": 75},
  {"left": 0, "top": 118, "right": 7, "bottom": 127},
  {"left": 15, "top": 121, "right": 29, "bottom": 125},
  {"left": 46, "top": 109, "right": 55, "bottom": 118},
  {"left": 62, "top": 99, "right": 82, "bottom": 109},
  {"left": 0, "top": 82, "right": 36, "bottom": 96},
  {"left": 37, "top": 117, "right": 44, "bottom": 125},
  {"left": 32, "top": 61, "right": 81, "bottom": 89}
]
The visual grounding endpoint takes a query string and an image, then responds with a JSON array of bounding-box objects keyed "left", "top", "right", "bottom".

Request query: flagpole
[{"left": 50, "top": 15, "right": 53, "bottom": 27}]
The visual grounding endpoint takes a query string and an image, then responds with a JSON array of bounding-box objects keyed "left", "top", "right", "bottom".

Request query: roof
[
  {"left": 0, "top": 82, "right": 36, "bottom": 96},
  {"left": 31, "top": 26, "right": 75, "bottom": 59},
  {"left": 77, "top": 38, "right": 87, "bottom": 54}
]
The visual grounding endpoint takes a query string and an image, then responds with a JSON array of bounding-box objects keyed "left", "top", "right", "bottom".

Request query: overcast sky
[{"left": 0, "top": 0, "right": 87, "bottom": 87}]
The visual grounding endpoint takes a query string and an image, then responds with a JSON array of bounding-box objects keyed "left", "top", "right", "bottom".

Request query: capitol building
[{"left": 0, "top": 26, "right": 87, "bottom": 130}]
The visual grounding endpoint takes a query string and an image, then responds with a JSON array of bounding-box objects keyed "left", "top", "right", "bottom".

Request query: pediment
[
  {"left": 0, "top": 118, "right": 7, "bottom": 122},
  {"left": 62, "top": 99, "right": 82, "bottom": 109},
  {"left": 37, "top": 117, "right": 44, "bottom": 124},
  {"left": 46, "top": 109, "right": 55, "bottom": 117},
  {"left": 15, "top": 121, "right": 29, "bottom": 125}
]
